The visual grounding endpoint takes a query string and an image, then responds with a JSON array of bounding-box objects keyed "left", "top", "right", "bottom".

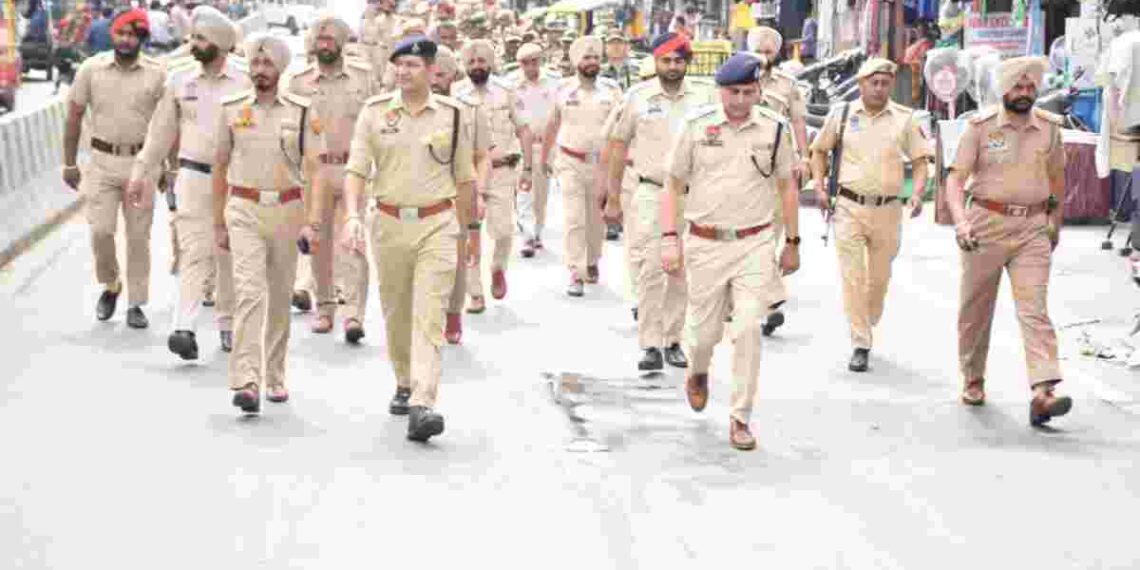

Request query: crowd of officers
[{"left": 60, "top": 2, "right": 1074, "bottom": 450}]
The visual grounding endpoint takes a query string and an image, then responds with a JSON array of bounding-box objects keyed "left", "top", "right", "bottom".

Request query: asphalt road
[{"left": 3, "top": 33, "right": 1140, "bottom": 569}]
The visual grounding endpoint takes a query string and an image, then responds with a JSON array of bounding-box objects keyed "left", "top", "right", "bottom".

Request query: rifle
[{"left": 822, "top": 102, "right": 850, "bottom": 246}]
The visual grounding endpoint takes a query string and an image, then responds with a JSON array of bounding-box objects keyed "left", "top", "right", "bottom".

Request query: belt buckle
[
  {"left": 258, "top": 191, "right": 278, "bottom": 206},
  {"left": 398, "top": 207, "right": 420, "bottom": 222},
  {"left": 715, "top": 227, "right": 736, "bottom": 241},
  {"left": 1006, "top": 205, "right": 1028, "bottom": 217}
]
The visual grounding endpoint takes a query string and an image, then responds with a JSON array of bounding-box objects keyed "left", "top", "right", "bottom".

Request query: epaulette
[
  {"left": 139, "top": 54, "right": 163, "bottom": 69},
  {"left": 763, "top": 90, "right": 789, "bottom": 111},
  {"left": 625, "top": 80, "right": 654, "bottom": 96},
  {"left": 770, "top": 68, "right": 795, "bottom": 82},
  {"left": 281, "top": 91, "right": 311, "bottom": 107},
  {"left": 969, "top": 106, "right": 999, "bottom": 125},
  {"left": 454, "top": 91, "right": 478, "bottom": 107},
  {"left": 295, "top": 61, "right": 318, "bottom": 76},
  {"left": 221, "top": 90, "right": 254, "bottom": 106},
  {"left": 433, "top": 94, "right": 463, "bottom": 109},
  {"left": 1032, "top": 107, "right": 1063, "bottom": 125},
  {"left": 685, "top": 103, "right": 718, "bottom": 122},
  {"left": 346, "top": 58, "right": 373, "bottom": 73},
  {"left": 364, "top": 93, "right": 397, "bottom": 107},
  {"left": 755, "top": 105, "right": 788, "bottom": 127}
]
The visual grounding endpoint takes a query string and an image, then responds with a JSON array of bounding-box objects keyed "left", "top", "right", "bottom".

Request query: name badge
[{"left": 985, "top": 132, "right": 1008, "bottom": 151}]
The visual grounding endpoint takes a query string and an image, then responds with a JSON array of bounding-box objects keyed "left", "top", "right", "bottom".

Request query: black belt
[
  {"left": 178, "top": 158, "right": 211, "bottom": 174},
  {"left": 839, "top": 187, "right": 898, "bottom": 207},
  {"left": 91, "top": 138, "right": 143, "bottom": 157},
  {"left": 491, "top": 154, "right": 521, "bottom": 169},
  {"left": 638, "top": 176, "right": 663, "bottom": 187}
]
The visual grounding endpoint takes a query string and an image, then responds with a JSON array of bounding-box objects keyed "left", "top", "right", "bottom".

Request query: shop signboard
[{"left": 964, "top": 12, "right": 1028, "bottom": 58}]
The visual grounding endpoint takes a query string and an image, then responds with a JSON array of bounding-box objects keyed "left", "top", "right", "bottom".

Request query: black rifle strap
[
  {"left": 450, "top": 104, "right": 459, "bottom": 181},
  {"left": 771, "top": 120, "right": 783, "bottom": 173}
]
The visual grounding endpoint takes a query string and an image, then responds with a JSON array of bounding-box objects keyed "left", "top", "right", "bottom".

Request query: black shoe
[
  {"left": 345, "top": 322, "right": 365, "bottom": 345},
  {"left": 605, "top": 223, "right": 621, "bottom": 241},
  {"left": 291, "top": 290, "right": 312, "bottom": 312},
  {"left": 762, "top": 310, "right": 785, "bottom": 337},
  {"left": 631, "top": 306, "right": 638, "bottom": 322},
  {"left": 638, "top": 347, "right": 664, "bottom": 371},
  {"left": 232, "top": 385, "right": 260, "bottom": 414},
  {"left": 219, "top": 330, "right": 233, "bottom": 353},
  {"left": 664, "top": 343, "right": 688, "bottom": 368},
  {"left": 167, "top": 330, "right": 199, "bottom": 361},
  {"left": 96, "top": 288, "right": 120, "bottom": 321},
  {"left": 1120, "top": 247, "right": 1134, "bottom": 258},
  {"left": 407, "top": 405, "right": 445, "bottom": 442},
  {"left": 202, "top": 291, "right": 215, "bottom": 307},
  {"left": 389, "top": 387, "right": 411, "bottom": 415},
  {"left": 126, "top": 307, "right": 148, "bottom": 329},
  {"left": 848, "top": 348, "right": 870, "bottom": 372}
]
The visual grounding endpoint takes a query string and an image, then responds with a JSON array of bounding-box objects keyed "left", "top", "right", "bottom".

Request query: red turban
[{"left": 111, "top": 9, "right": 150, "bottom": 36}]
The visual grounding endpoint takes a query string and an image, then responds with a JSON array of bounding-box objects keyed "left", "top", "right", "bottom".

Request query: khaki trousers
[
  {"left": 516, "top": 141, "right": 551, "bottom": 241},
  {"left": 226, "top": 197, "right": 303, "bottom": 390},
  {"left": 834, "top": 199, "right": 902, "bottom": 349},
  {"left": 958, "top": 207, "right": 1061, "bottom": 385},
  {"left": 294, "top": 187, "right": 370, "bottom": 322},
  {"left": 555, "top": 152, "right": 604, "bottom": 277},
  {"left": 81, "top": 153, "right": 154, "bottom": 306},
  {"left": 621, "top": 168, "right": 640, "bottom": 302},
  {"left": 683, "top": 230, "right": 784, "bottom": 424},
  {"left": 633, "top": 183, "right": 686, "bottom": 349},
  {"left": 172, "top": 169, "right": 234, "bottom": 332},
  {"left": 369, "top": 209, "right": 459, "bottom": 408},
  {"left": 468, "top": 165, "right": 516, "bottom": 298}
]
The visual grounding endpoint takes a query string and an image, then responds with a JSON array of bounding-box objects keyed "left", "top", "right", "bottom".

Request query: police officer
[
  {"left": 556, "top": 30, "right": 577, "bottom": 78},
  {"left": 213, "top": 33, "right": 325, "bottom": 414},
  {"left": 127, "top": 6, "right": 244, "bottom": 359},
  {"left": 63, "top": 8, "right": 166, "bottom": 329},
  {"left": 748, "top": 26, "right": 811, "bottom": 337},
  {"left": 600, "top": 29, "right": 636, "bottom": 91},
  {"left": 809, "top": 58, "right": 930, "bottom": 373},
  {"left": 454, "top": 39, "right": 533, "bottom": 313},
  {"left": 342, "top": 36, "right": 477, "bottom": 442},
  {"left": 286, "top": 12, "right": 377, "bottom": 344},
  {"left": 435, "top": 19, "right": 461, "bottom": 52},
  {"left": 661, "top": 52, "right": 799, "bottom": 451},
  {"left": 946, "top": 56, "right": 1073, "bottom": 426},
  {"left": 542, "top": 35, "right": 622, "bottom": 297},
  {"left": 506, "top": 42, "right": 561, "bottom": 256},
  {"left": 606, "top": 32, "right": 714, "bottom": 372},
  {"left": 361, "top": 0, "right": 400, "bottom": 79}
]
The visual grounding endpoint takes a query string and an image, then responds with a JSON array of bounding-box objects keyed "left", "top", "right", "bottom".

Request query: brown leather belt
[
  {"left": 319, "top": 152, "right": 349, "bottom": 165},
  {"left": 491, "top": 154, "right": 521, "bottom": 169},
  {"left": 972, "top": 196, "right": 1049, "bottom": 218},
  {"left": 91, "top": 137, "right": 143, "bottom": 157},
  {"left": 375, "top": 199, "right": 453, "bottom": 221},
  {"left": 229, "top": 186, "right": 303, "bottom": 205},
  {"left": 179, "top": 157, "right": 211, "bottom": 174},
  {"left": 560, "top": 145, "right": 600, "bottom": 164},
  {"left": 688, "top": 221, "right": 771, "bottom": 241},
  {"left": 839, "top": 187, "right": 898, "bottom": 206},
  {"left": 638, "top": 176, "right": 663, "bottom": 187}
]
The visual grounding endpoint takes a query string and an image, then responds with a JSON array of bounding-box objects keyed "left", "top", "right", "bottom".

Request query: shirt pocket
[
  {"left": 749, "top": 142, "right": 777, "bottom": 176},
  {"left": 278, "top": 119, "right": 303, "bottom": 167}
]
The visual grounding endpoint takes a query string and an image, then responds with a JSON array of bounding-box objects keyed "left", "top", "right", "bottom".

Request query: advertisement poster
[{"left": 964, "top": 12, "right": 1029, "bottom": 58}]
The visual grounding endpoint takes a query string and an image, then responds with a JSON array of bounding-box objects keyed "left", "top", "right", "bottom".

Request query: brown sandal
[{"left": 961, "top": 378, "right": 985, "bottom": 406}]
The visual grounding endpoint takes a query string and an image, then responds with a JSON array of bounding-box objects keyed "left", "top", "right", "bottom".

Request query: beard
[
  {"left": 253, "top": 75, "right": 276, "bottom": 92},
  {"left": 467, "top": 68, "right": 490, "bottom": 85},
  {"left": 659, "top": 68, "right": 685, "bottom": 83},
  {"left": 114, "top": 41, "right": 141, "bottom": 59},
  {"left": 578, "top": 65, "right": 599, "bottom": 79},
  {"left": 431, "top": 82, "right": 450, "bottom": 95},
  {"left": 316, "top": 47, "right": 341, "bottom": 65},
  {"left": 191, "top": 44, "right": 219, "bottom": 64},
  {"left": 1003, "top": 96, "right": 1034, "bottom": 114}
]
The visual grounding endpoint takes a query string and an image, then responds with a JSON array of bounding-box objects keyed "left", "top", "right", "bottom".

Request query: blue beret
[
  {"left": 390, "top": 35, "right": 437, "bottom": 62},
  {"left": 715, "top": 52, "right": 764, "bottom": 86},
  {"left": 650, "top": 32, "right": 691, "bottom": 58}
]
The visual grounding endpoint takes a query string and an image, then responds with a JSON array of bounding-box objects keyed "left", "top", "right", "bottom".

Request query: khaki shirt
[
  {"left": 452, "top": 76, "right": 523, "bottom": 156},
  {"left": 346, "top": 92, "right": 476, "bottom": 205},
  {"left": 810, "top": 99, "right": 930, "bottom": 196},
  {"left": 285, "top": 59, "right": 377, "bottom": 189},
  {"left": 132, "top": 58, "right": 251, "bottom": 181},
  {"left": 215, "top": 91, "right": 325, "bottom": 191},
  {"left": 667, "top": 105, "right": 794, "bottom": 228},
  {"left": 504, "top": 69, "right": 561, "bottom": 137},
  {"left": 361, "top": 11, "right": 399, "bottom": 76},
  {"left": 951, "top": 106, "right": 1065, "bottom": 205},
  {"left": 70, "top": 52, "right": 166, "bottom": 146},
  {"left": 452, "top": 92, "right": 492, "bottom": 155},
  {"left": 760, "top": 70, "right": 805, "bottom": 124},
  {"left": 553, "top": 76, "right": 623, "bottom": 154},
  {"left": 609, "top": 77, "right": 716, "bottom": 184}
]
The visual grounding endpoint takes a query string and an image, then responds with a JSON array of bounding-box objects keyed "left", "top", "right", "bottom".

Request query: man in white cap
[
  {"left": 127, "top": 5, "right": 246, "bottom": 360},
  {"left": 809, "top": 57, "right": 930, "bottom": 373},
  {"left": 213, "top": 32, "right": 326, "bottom": 414},
  {"left": 506, "top": 41, "right": 561, "bottom": 257},
  {"left": 64, "top": 8, "right": 166, "bottom": 330},
  {"left": 453, "top": 39, "right": 533, "bottom": 314},
  {"left": 945, "top": 55, "right": 1073, "bottom": 427},
  {"left": 286, "top": 12, "right": 377, "bottom": 345},
  {"left": 542, "top": 35, "right": 623, "bottom": 297},
  {"left": 748, "top": 25, "right": 810, "bottom": 338}
]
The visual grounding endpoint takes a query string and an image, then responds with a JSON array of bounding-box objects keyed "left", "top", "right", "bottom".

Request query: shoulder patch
[
  {"left": 281, "top": 91, "right": 311, "bottom": 107},
  {"left": 365, "top": 93, "right": 396, "bottom": 107},
  {"left": 1033, "top": 108, "right": 1063, "bottom": 125},
  {"left": 969, "top": 106, "right": 1000, "bottom": 125}
]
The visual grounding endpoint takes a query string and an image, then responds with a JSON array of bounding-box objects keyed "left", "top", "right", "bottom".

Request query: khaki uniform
[
  {"left": 449, "top": 93, "right": 492, "bottom": 315},
  {"left": 286, "top": 59, "right": 377, "bottom": 326},
  {"left": 360, "top": 11, "right": 399, "bottom": 79},
  {"left": 506, "top": 68, "right": 561, "bottom": 242},
  {"left": 70, "top": 53, "right": 167, "bottom": 307},
  {"left": 601, "top": 105, "right": 639, "bottom": 301},
  {"left": 552, "top": 76, "right": 622, "bottom": 279},
  {"left": 132, "top": 58, "right": 250, "bottom": 335},
  {"left": 346, "top": 92, "right": 476, "bottom": 408},
  {"left": 810, "top": 100, "right": 930, "bottom": 349},
  {"left": 951, "top": 107, "right": 1065, "bottom": 385},
  {"left": 667, "top": 104, "right": 794, "bottom": 424},
  {"left": 610, "top": 77, "right": 716, "bottom": 350},
  {"left": 215, "top": 90, "right": 325, "bottom": 391},
  {"left": 452, "top": 76, "right": 524, "bottom": 301}
]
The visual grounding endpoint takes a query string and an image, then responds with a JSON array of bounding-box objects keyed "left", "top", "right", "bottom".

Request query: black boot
[
  {"left": 168, "top": 330, "right": 199, "bottom": 361},
  {"left": 407, "top": 406, "right": 445, "bottom": 442},
  {"left": 126, "top": 307, "right": 149, "bottom": 329},
  {"left": 663, "top": 343, "right": 688, "bottom": 368},
  {"left": 389, "top": 387, "right": 411, "bottom": 415},
  {"left": 762, "top": 310, "right": 785, "bottom": 336},
  {"left": 848, "top": 348, "right": 870, "bottom": 372},
  {"left": 638, "top": 347, "right": 664, "bottom": 371},
  {"left": 96, "top": 288, "right": 120, "bottom": 321}
]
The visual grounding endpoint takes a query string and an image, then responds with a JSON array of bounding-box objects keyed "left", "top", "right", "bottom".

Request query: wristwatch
[{"left": 786, "top": 236, "right": 801, "bottom": 246}]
